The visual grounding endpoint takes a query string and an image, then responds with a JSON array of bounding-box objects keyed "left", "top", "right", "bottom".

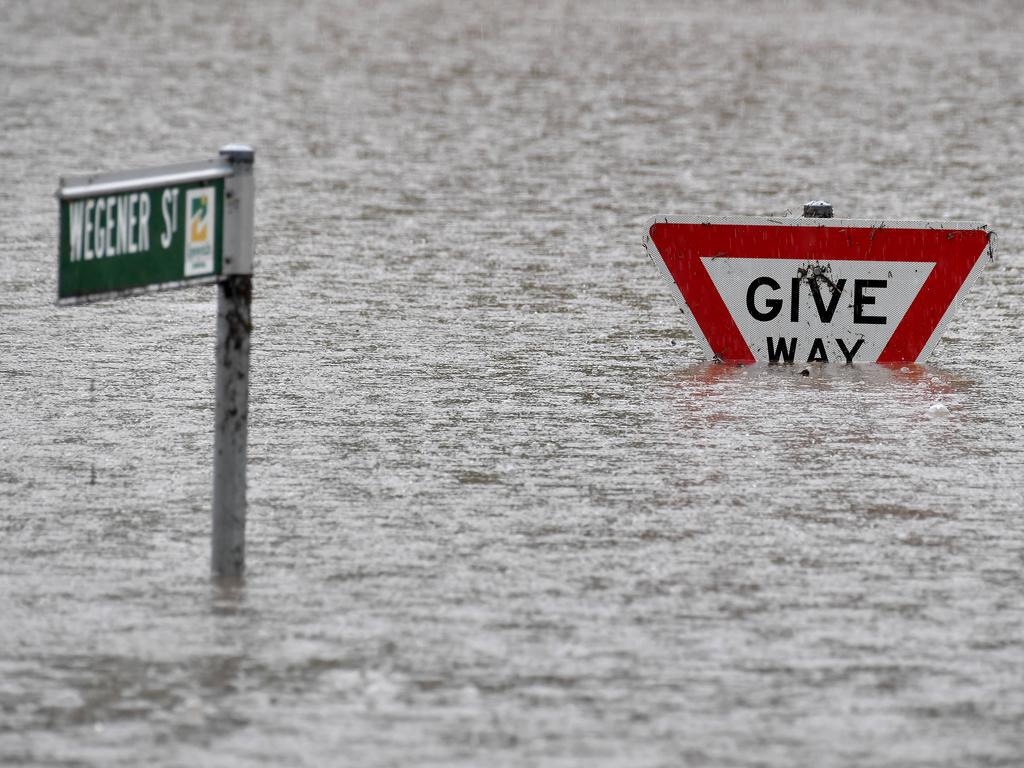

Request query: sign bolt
[{"left": 803, "top": 200, "right": 834, "bottom": 218}]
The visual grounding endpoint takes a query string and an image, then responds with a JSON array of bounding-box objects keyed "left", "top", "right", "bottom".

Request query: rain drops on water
[{"left": 927, "top": 401, "right": 950, "bottom": 418}]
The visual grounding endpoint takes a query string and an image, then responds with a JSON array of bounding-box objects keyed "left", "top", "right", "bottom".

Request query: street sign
[
  {"left": 57, "top": 158, "right": 248, "bottom": 304},
  {"left": 56, "top": 145, "right": 256, "bottom": 579},
  {"left": 643, "top": 215, "right": 993, "bottom": 364}
]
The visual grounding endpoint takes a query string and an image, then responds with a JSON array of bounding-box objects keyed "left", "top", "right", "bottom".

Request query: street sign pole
[
  {"left": 212, "top": 145, "right": 254, "bottom": 579},
  {"left": 57, "top": 144, "right": 256, "bottom": 579}
]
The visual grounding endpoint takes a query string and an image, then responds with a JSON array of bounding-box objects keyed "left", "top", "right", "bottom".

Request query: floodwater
[{"left": 2, "top": 1, "right": 1023, "bottom": 765}]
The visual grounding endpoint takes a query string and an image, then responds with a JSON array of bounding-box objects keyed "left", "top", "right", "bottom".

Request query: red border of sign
[{"left": 643, "top": 215, "right": 992, "bottom": 364}]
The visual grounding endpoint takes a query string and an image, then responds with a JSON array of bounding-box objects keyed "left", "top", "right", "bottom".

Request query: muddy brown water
[{"left": 2, "top": 1, "right": 1023, "bottom": 765}]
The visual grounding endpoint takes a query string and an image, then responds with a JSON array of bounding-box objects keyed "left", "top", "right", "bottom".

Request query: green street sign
[
  {"left": 57, "top": 157, "right": 248, "bottom": 304},
  {"left": 56, "top": 145, "right": 257, "bottom": 579}
]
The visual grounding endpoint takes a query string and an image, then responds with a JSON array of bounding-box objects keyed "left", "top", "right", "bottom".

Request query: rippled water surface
[{"left": 2, "top": 1, "right": 1023, "bottom": 765}]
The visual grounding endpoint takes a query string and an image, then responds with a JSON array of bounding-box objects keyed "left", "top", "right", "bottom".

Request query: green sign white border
[{"left": 56, "top": 155, "right": 253, "bottom": 305}]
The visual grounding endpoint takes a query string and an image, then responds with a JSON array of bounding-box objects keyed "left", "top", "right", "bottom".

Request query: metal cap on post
[
  {"left": 219, "top": 144, "right": 255, "bottom": 163},
  {"left": 803, "top": 200, "right": 834, "bottom": 218},
  {"left": 212, "top": 143, "right": 255, "bottom": 580}
]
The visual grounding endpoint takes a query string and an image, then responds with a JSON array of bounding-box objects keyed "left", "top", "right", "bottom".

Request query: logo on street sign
[
  {"left": 643, "top": 216, "right": 992, "bottom": 364},
  {"left": 185, "top": 187, "right": 216, "bottom": 277}
]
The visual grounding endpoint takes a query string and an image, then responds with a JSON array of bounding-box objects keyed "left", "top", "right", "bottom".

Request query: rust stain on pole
[{"left": 212, "top": 274, "right": 251, "bottom": 579}]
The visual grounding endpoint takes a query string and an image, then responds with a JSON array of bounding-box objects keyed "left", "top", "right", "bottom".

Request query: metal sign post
[
  {"left": 57, "top": 144, "right": 256, "bottom": 578},
  {"left": 212, "top": 145, "right": 254, "bottom": 579}
]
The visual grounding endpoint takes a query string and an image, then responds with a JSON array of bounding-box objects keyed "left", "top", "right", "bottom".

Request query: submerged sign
[
  {"left": 643, "top": 215, "right": 993, "bottom": 364},
  {"left": 56, "top": 145, "right": 256, "bottom": 578},
  {"left": 57, "top": 159, "right": 234, "bottom": 303}
]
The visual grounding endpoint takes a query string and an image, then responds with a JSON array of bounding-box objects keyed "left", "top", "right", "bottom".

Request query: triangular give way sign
[{"left": 643, "top": 215, "right": 993, "bottom": 364}]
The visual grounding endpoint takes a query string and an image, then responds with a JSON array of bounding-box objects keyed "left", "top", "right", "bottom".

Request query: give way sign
[{"left": 643, "top": 215, "right": 993, "bottom": 364}]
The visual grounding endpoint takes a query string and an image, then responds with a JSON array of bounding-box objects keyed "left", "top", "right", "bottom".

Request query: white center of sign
[{"left": 701, "top": 258, "right": 935, "bottom": 363}]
